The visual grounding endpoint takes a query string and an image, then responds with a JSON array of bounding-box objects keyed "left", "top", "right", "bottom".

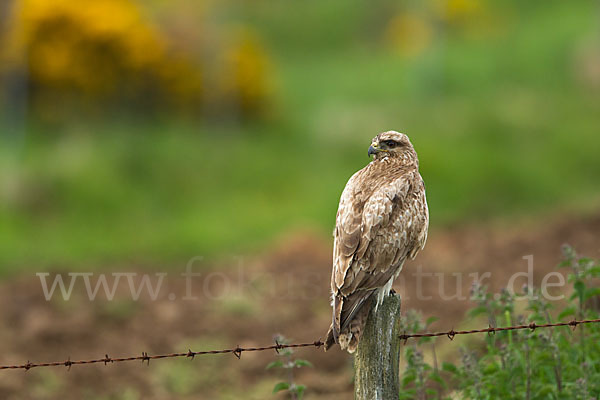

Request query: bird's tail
[{"left": 324, "top": 291, "right": 375, "bottom": 353}]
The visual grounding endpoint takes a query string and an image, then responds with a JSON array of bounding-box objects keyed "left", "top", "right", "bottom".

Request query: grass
[{"left": 1, "top": 0, "right": 599, "bottom": 271}]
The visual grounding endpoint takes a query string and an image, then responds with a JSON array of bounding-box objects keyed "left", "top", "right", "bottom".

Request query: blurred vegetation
[
  {"left": 1, "top": 0, "right": 272, "bottom": 119},
  {"left": 399, "top": 246, "right": 600, "bottom": 399},
  {"left": 0, "top": 0, "right": 599, "bottom": 271},
  {"left": 267, "top": 334, "right": 312, "bottom": 399}
]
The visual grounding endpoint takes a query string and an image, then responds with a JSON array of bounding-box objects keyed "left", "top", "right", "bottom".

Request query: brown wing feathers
[{"left": 326, "top": 173, "right": 427, "bottom": 351}]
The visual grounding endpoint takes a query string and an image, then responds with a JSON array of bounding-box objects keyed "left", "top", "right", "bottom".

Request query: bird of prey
[{"left": 324, "top": 131, "right": 429, "bottom": 353}]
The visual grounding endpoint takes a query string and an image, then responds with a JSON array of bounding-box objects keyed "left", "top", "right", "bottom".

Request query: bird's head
[{"left": 368, "top": 131, "right": 417, "bottom": 164}]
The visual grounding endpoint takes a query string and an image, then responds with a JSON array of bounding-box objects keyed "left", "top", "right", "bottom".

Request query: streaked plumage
[{"left": 324, "top": 131, "right": 429, "bottom": 353}]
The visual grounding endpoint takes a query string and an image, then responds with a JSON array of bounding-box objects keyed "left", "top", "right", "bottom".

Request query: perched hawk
[{"left": 324, "top": 131, "right": 429, "bottom": 353}]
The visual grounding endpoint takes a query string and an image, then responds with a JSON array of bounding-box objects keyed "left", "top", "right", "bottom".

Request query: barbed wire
[
  {"left": 1, "top": 318, "right": 599, "bottom": 371},
  {"left": 398, "top": 317, "right": 600, "bottom": 342},
  {"left": 0, "top": 340, "right": 325, "bottom": 371}
]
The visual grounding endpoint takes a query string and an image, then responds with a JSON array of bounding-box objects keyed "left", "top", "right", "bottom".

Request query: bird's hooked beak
[{"left": 368, "top": 142, "right": 383, "bottom": 157}]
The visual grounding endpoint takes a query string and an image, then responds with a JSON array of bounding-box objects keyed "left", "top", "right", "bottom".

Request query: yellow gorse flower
[{"left": 1, "top": 0, "right": 272, "bottom": 118}]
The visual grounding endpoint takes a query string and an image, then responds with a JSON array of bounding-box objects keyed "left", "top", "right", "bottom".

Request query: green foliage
[
  {"left": 267, "top": 335, "right": 312, "bottom": 399},
  {"left": 272, "top": 382, "right": 290, "bottom": 394},
  {"left": 2, "top": 0, "right": 600, "bottom": 270},
  {"left": 400, "top": 246, "right": 600, "bottom": 399},
  {"left": 399, "top": 310, "right": 450, "bottom": 400}
]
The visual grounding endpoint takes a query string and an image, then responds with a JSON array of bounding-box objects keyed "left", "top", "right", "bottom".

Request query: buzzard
[{"left": 324, "top": 131, "right": 429, "bottom": 353}]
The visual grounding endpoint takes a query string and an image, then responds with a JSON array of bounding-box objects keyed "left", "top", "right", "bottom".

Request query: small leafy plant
[
  {"left": 399, "top": 245, "right": 600, "bottom": 399},
  {"left": 399, "top": 312, "right": 445, "bottom": 399},
  {"left": 267, "top": 334, "right": 312, "bottom": 399}
]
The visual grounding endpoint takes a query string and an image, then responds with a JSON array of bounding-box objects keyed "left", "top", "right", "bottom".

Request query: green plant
[
  {"left": 267, "top": 334, "right": 312, "bottom": 399},
  {"left": 399, "top": 311, "right": 447, "bottom": 399},
  {"left": 399, "top": 246, "right": 600, "bottom": 399}
]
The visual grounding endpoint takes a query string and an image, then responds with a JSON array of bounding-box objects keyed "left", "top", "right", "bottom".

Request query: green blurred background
[{"left": 1, "top": 0, "right": 599, "bottom": 270}]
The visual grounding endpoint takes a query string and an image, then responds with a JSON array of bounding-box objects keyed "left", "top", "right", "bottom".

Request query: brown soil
[{"left": 0, "top": 213, "right": 598, "bottom": 399}]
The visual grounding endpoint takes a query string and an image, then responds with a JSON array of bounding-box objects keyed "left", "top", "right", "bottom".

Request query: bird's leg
[{"left": 389, "top": 288, "right": 397, "bottom": 295}]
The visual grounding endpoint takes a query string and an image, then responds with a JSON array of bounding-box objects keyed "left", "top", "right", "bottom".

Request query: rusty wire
[
  {"left": 0, "top": 340, "right": 324, "bottom": 371},
  {"left": 398, "top": 318, "right": 600, "bottom": 342},
  {"left": 1, "top": 318, "right": 599, "bottom": 371}
]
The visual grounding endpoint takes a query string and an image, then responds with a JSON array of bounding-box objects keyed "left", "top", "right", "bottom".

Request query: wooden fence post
[{"left": 354, "top": 293, "right": 401, "bottom": 400}]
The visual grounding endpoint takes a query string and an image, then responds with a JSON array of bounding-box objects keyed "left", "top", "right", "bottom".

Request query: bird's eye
[{"left": 383, "top": 140, "right": 398, "bottom": 148}]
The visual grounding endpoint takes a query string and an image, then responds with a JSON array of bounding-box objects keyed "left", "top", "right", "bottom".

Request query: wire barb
[
  {"left": 233, "top": 347, "right": 243, "bottom": 359},
  {"left": 186, "top": 349, "right": 195, "bottom": 360},
  {"left": 569, "top": 319, "right": 579, "bottom": 331},
  {"left": 399, "top": 331, "right": 409, "bottom": 344},
  {"left": 529, "top": 322, "right": 537, "bottom": 331}
]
